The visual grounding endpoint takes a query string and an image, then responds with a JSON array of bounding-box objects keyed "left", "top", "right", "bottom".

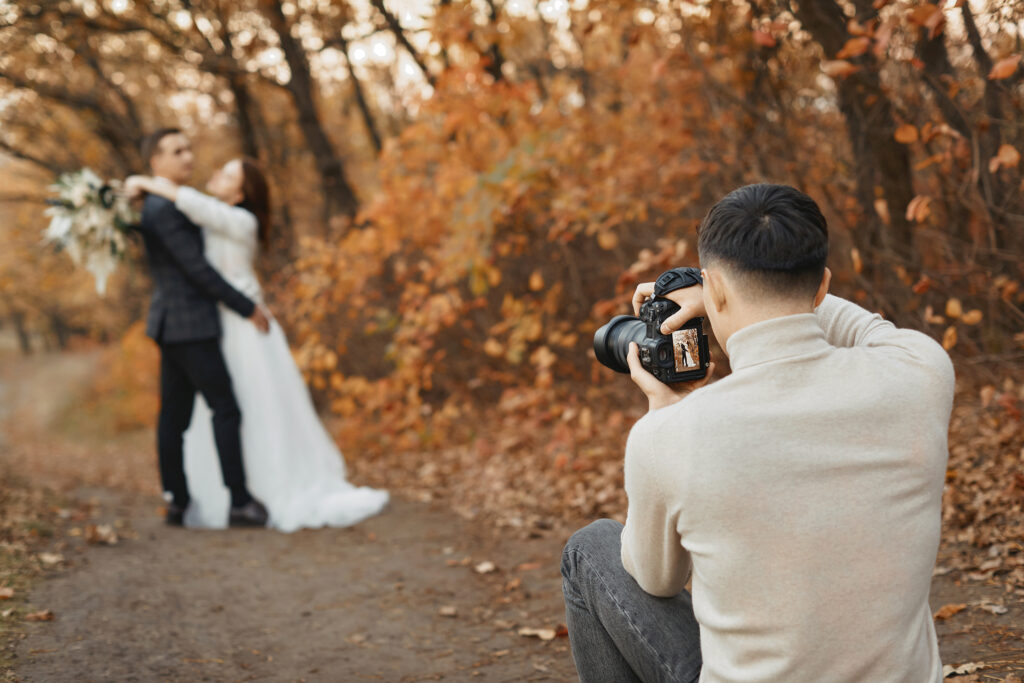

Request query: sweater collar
[{"left": 724, "top": 313, "right": 830, "bottom": 371}]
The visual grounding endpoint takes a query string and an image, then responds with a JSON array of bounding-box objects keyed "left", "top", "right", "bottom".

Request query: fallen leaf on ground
[
  {"left": 1, "top": 608, "right": 14, "bottom": 618},
  {"left": 474, "top": 561, "right": 496, "bottom": 574},
  {"left": 943, "top": 661, "right": 987, "bottom": 677},
  {"left": 38, "top": 552, "right": 63, "bottom": 566},
  {"left": 974, "top": 600, "right": 1007, "bottom": 615},
  {"left": 85, "top": 523, "right": 119, "bottom": 545},
  {"left": 518, "top": 626, "right": 557, "bottom": 641},
  {"left": 0, "top": 587, "right": 13, "bottom": 600},
  {"left": 25, "top": 609, "right": 54, "bottom": 621},
  {"left": 934, "top": 603, "right": 967, "bottom": 620},
  {"left": 438, "top": 605, "right": 458, "bottom": 617},
  {"left": 516, "top": 562, "right": 541, "bottom": 571}
]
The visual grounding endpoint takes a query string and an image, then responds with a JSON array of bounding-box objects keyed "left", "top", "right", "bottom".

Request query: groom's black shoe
[
  {"left": 229, "top": 499, "right": 269, "bottom": 528},
  {"left": 165, "top": 502, "right": 187, "bottom": 527}
]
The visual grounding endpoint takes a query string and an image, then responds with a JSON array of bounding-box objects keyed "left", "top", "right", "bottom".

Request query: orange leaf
[
  {"left": 961, "top": 309, "right": 983, "bottom": 325},
  {"left": 873, "top": 198, "right": 890, "bottom": 226},
  {"left": 529, "top": 270, "right": 544, "bottom": 291},
  {"left": 905, "top": 195, "right": 932, "bottom": 223},
  {"left": 945, "top": 298, "right": 963, "bottom": 319},
  {"left": 837, "top": 37, "right": 871, "bottom": 59},
  {"left": 820, "top": 60, "right": 859, "bottom": 78},
  {"left": 850, "top": 248, "right": 863, "bottom": 274},
  {"left": 907, "top": 4, "right": 945, "bottom": 38},
  {"left": 941, "top": 326, "right": 958, "bottom": 351},
  {"left": 988, "top": 144, "right": 1021, "bottom": 173},
  {"left": 752, "top": 29, "right": 776, "bottom": 48},
  {"left": 894, "top": 124, "right": 918, "bottom": 144},
  {"left": 25, "top": 609, "right": 55, "bottom": 622},
  {"left": 483, "top": 338, "right": 504, "bottom": 357},
  {"left": 911, "top": 276, "right": 932, "bottom": 295},
  {"left": 933, "top": 603, "right": 966, "bottom": 620},
  {"left": 988, "top": 54, "right": 1021, "bottom": 80},
  {"left": 597, "top": 231, "right": 618, "bottom": 250}
]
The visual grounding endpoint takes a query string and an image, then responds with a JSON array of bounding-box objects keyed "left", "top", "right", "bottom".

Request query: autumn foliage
[{"left": 1, "top": 0, "right": 1023, "bottom": 559}]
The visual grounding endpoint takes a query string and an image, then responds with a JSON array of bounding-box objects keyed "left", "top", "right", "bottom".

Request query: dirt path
[
  {"left": 3, "top": 350, "right": 1024, "bottom": 681},
  {"left": 0, "top": 350, "right": 575, "bottom": 681},
  {"left": 14, "top": 489, "right": 574, "bottom": 682}
]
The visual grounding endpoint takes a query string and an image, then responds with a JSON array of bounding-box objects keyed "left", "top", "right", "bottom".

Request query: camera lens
[{"left": 593, "top": 315, "right": 647, "bottom": 374}]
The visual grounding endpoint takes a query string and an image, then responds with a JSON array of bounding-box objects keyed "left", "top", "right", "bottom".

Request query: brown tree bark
[
  {"left": 370, "top": 0, "right": 437, "bottom": 87},
  {"left": 793, "top": 0, "right": 917, "bottom": 270},
  {"left": 330, "top": 33, "right": 384, "bottom": 154},
  {"left": 259, "top": 0, "right": 360, "bottom": 221}
]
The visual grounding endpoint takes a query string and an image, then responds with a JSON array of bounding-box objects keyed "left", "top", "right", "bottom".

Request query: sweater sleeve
[
  {"left": 620, "top": 417, "right": 692, "bottom": 597},
  {"left": 175, "top": 186, "right": 258, "bottom": 247},
  {"left": 814, "top": 295, "right": 954, "bottom": 376},
  {"left": 148, "top": 200, "right": 256, "bottom": 318}
]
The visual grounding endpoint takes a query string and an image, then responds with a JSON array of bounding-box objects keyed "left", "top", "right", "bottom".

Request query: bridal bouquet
[{"left": 44, "top": 168, "right": 137, "bottom": 295}]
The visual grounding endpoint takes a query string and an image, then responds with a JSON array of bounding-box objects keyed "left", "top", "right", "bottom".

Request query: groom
[{"left": 137, "top": 127, "right": 269, "bottom": 528}]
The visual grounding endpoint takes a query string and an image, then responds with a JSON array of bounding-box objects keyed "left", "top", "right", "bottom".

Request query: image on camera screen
[{"left": 671, "top": 328, "right": 701, "bottom": 371}]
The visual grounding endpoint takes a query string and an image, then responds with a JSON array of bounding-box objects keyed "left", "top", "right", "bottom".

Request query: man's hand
[
  {"left": 249, "top": 305, "right": 271, "bottom": 334},
  {"left": 632, "top": 281, "right": 707, "bottom": 334},
  {"left": 627, "top": 342, "right": 716, "bottom": 412}
]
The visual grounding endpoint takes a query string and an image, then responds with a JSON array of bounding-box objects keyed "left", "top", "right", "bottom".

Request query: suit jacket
[{"left": 138, "top": 194, "right": 255, "bottom": 344}]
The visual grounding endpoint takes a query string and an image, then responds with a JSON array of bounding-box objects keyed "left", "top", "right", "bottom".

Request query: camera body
[
  {"left": 636, "top": 298, "right": 710, "bottom": 383},
  {"left": 593, "top": 293, "right": 710, "bottom": 384}
]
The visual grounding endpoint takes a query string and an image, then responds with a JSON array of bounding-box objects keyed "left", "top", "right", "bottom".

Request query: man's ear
[
  {"left": 813, "top": 267, "right": 832, "bottom": 308},
  {"left": 703, "top": 268, "right": 728, "bottom": 314}
]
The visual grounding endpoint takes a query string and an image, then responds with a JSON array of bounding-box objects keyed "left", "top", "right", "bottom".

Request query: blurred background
[{"left": 1, "top": 0, "right": 1022, "bottom": 528}]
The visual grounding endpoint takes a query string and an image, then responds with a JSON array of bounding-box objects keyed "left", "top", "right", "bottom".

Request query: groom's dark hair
[{"left": 141, "top": 128, "right": 183, "bottom": 170}]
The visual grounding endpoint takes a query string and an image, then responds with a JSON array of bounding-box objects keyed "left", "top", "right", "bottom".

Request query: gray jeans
[{"left": 561, "top": 519, "right": 702, "bottom": 683}]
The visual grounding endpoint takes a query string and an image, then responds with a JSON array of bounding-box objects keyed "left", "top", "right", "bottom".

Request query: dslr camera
[{"left": 593, "top": 268, "right": 710, "bottom": 384}]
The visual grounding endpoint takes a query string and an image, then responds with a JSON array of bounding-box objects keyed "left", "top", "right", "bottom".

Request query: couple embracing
[{"left": 127, "top": 128, "right": 388, "bottom": 532}]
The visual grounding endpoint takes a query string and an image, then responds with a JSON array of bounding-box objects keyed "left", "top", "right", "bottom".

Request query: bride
[{"left": 126, "top": 160, "right": 388, "bottom": 532}]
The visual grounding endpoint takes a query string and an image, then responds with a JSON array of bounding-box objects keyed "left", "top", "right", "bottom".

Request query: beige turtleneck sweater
[{"left": 620, "top": 294, "right": 954, "bottom": 683}]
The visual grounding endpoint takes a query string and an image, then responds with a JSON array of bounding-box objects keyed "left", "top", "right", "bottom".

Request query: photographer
[{"left": 562, "top": 184, "right": 954, "bottom": 682}]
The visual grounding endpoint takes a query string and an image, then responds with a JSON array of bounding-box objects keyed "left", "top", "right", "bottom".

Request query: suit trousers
[{"left": 157, "top": 338, "right": 248, "bottom": 508}]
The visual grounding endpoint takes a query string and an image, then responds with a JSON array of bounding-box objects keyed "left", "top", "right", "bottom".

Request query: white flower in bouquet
[{"left": 44, "top": 168, "right": 138, "bottom": 295}]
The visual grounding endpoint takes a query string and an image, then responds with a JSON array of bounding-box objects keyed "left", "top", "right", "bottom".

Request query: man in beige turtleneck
[{"left": 562, "top": 184, "right": 954, "bottom": 683}]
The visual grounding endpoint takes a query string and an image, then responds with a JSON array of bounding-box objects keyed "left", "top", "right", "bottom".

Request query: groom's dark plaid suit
[{"left": 138, "top": 194, "right": 256, "bottom": 509}]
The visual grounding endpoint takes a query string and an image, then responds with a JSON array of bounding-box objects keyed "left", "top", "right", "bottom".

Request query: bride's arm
[
  {"left": 173, "top": 186, "right": 257, "bottom": 245},
  {"left": 125, "top": 176, "right": 257, "bottom": 244}
]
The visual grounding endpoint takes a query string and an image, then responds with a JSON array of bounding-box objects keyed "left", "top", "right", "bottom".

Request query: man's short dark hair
[
  {"left": 697, "top": 183, "right": 828, "bottom": 299},
  {"left": 140, "top": 127, "right": 182, "bottom": 171}
]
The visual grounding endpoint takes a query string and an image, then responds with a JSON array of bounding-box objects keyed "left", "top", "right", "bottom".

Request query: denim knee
[{"left": 562, "top": 519, "right": 624, "bottom": 582}]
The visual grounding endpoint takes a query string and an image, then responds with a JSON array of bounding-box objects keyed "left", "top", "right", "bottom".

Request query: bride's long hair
[{"left": 237, "top": 158, "right": 270, "bottom": 245}]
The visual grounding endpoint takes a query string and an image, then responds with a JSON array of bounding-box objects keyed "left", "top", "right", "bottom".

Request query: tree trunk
[
  {"left": 11, "top": 312, "right": 32, "bottom": 355},
  {"left": 337, "top": 33, "right": 383, "bottom": 154},
  {"left": 794, "top": 0, "right": 917, "bottom": 272},
  {"left": 260, "top": 0, "right": 360, "bottom": 222},
  {"left": 370, "top": 0, "right": 437, "bottom": 87},
  {"left": 229, "top": 73, "right": 262, "bottom": 159}
]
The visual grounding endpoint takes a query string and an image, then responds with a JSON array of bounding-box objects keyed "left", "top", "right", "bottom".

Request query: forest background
[{"left": 1, "top": 0, "right": 1023, "bottom": 584}]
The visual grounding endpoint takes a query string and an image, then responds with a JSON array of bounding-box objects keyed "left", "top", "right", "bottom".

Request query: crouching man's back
[{"left": 563, "top": 184, "right": 955, "bottom": 683}]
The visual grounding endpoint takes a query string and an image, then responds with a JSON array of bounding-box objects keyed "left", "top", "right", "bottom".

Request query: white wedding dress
[{"left": 175, "top": 187, "right": 389, "bottom": 532}]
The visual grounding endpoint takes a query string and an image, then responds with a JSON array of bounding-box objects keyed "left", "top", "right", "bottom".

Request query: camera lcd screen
[{"left": 672, "top": 328, "right": 701, "bottom": 371}]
